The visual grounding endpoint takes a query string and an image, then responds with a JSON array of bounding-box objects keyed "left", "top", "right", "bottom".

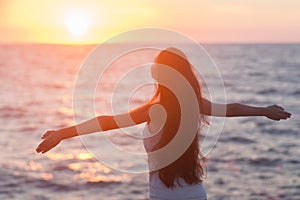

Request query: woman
[{"left": 36, "top": 47, "right": 291, "bottom": 199}]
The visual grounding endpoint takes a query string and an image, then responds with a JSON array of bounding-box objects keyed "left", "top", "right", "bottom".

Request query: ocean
[{"left": 0, "top": 43, "right": 299, "bottom": 199}]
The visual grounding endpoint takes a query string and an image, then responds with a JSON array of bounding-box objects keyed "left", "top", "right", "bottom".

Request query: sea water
[{"left": 0, "top": 44, "right": 299, "bottom": 199}]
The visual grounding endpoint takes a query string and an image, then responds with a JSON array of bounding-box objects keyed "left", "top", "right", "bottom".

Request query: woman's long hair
[{"left": 150, "top": 47, "right": 206, "bottom": 188}]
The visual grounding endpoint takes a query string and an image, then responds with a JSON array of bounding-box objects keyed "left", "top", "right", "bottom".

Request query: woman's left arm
[{"left": 201, "top": 98, "right": 291, "bottom": 120}]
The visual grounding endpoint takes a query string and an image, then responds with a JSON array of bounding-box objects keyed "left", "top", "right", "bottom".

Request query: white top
[{"left": 143, "top": 125, "right": 207, "bottom": 200}]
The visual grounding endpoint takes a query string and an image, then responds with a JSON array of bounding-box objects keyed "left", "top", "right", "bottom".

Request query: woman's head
[
  {"left": 151, "top": 47, "right": 191, "bottom": 82},
  {"left": 149, "top": 47, "right": 205, "bottom": 188},
  {"left": 151, "top": 47, "right": 204, "bottom": 115}
]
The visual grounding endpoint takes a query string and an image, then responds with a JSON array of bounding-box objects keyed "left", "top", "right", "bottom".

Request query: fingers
[
  {"left": 281, "top": 111, "right": 292, "bottom": 118},
  {"left": 277, "top": 111, "right": 292, "bottom": 120},
  {"left": 267, "top": 108, "right": 292, "bottom": 121},
  {"left": 274, "top": 104, "right": 284, "bottom": 110},
  {"left": 36, "top": 141, "right": 51, "bottom": 154},
  {"left": 41, "top": 148, "right": 50, "bottom": 154},
  {"left": 41, "top": 131, "right": 50, "bottom": 139},
  {"left": 37, "top": 131, "right": 52, "bottom": 153},
  {"left": 36, "top": 136, "right": 51, "bottom": 153},
  {"left": 36, "top": 142, "right": 44, "bottom": 153},
  {"left": 36, "top": 139, "right": 48, "bottom": 153},
  {"left": 272, "top": 105, "right": 292, "bottom": 120},
  {"left": 36, "top": 132, "right": 61, "bottom": 154},
  {"left": 41, "top": 130, "right": 55, "bottom": 139}
]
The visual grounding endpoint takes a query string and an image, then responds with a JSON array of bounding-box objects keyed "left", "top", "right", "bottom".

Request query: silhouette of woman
[{"left": 36, "top": 47, "right": 291, "bottom": 199}]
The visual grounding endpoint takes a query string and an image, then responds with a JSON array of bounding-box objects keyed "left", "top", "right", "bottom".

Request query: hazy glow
[
  {"left": 0, "top": 0, "right": 299, "bottom": 43},
  {"left": 65, "top": 9, "right": 91, "bottom": 37}
]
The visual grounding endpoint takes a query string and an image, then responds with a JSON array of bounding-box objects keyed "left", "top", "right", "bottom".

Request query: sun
[{"left": 65, "top": 10, "right": 90, "bottom": 37}]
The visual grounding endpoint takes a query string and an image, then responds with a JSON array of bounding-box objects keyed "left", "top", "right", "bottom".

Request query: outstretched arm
[
  {"left": 36, "top": 103, "right": 151, "bottom": 154},
  {"left": 201, "top": 98, "right": 291, "bottom": 120}
]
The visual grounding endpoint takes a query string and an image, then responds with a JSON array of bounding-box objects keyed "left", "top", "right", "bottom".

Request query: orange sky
[{"left": 1, "top": 0, "right": 300, "bottom": 44}]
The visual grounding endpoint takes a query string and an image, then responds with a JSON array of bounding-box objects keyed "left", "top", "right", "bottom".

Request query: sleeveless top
[{"left": 143, "top": 125, "right": 207, "bottom": 200}]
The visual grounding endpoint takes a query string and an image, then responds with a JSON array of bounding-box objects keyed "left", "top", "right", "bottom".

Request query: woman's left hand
[{"left": 36, "top": 130, "right": 63, "bottom": 154}]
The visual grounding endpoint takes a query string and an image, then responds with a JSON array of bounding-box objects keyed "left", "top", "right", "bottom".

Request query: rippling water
[{"left": 0, "top": 44, "right": 299, "bottom": 199}]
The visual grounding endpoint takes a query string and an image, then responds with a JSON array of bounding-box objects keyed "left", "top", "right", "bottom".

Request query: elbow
[
  {"left": 200, "top": 108, "right": 210, "bottom": 116},
  {"left": 96, "top": 115, "right": 111, "bottom": 131},
  {"left": 226, "top": 103, "right": 239, "bottom": 117}
]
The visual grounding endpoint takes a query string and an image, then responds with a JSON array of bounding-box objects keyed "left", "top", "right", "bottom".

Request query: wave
[
  {"left": 52, "top": 164, "right": 74, "bottom": 172},
  {"left": 248, "top": 71, "right": 265, "bottom": 77},
  {"left": 287, "top": 159, "right": 299, "bottom": 165},
  {"left": 26, "top": 179, "right": 77, "bottom": 192},
  {"left": 290, "top": 89, "right": 300, "bottom": 95},
  {"left": 250, "top": 191, "right": 286, "bottom": 199},
  {"left": 85, "top": 180, "right": 122, "bottom": 187},
  {"left": 248, "top": 157, "right": 282, "bottom": 166},
  {"left": 280, "top": 185, "right": 300, "bottom": 191},
  {"left": 0, "top": 105, "right": 27, "bottom": 113},
  {"left": 18, "top": 126, "right": 37, "bottom": 132},
  {"left": 256, "top": 88, "right": 278, "bottom": 95},
  {"left": 218, "top": 136, "right": 256, "bottom": 144},
  {"left": 209, "top": 156, "right": 283, "bottom": 167},
  {"left": 0, "top": 105, "right": 27, "bottom": 118},
  {"left": 1, "top": 170, "right": 77, "bottom": 192},
  {"left": 42, "top": 83, "right": 68, "bottom": 89},
  {"left": 261, "top": 128, "right": 298, "bottom": 135},
  {"left": 0, "top": 171, "right": 71, "bottom": 194},
  {"left": 235, "top": 157, "right": 282, "bottom": 167}
]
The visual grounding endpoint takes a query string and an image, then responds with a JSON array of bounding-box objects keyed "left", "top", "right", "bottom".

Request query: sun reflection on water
[
  {"left": 46, "top": 152, "right": 94, "bottom": 161},
  {"left": 45, "top": 152, "right": 131, "bottom": 183},
  {"left": 68, "top": 161, "right": 131, "bottom": 183},
  {"left": 24, "top": 160, "right": 43, "bottom": 171},
  {"left": 77, "top": 152, "right": 93, "bottom": 160},
  {"left": 83, "top": 174, "right": 132, "bottom": 183},
  {"left": 46, "top": 153, "right": 75, "bottom": 160},
  {"left": 41, "top": 173, "right": 53, "bottom": 181},
  {"left": 58, "top": 107, "right": 73, "bottom": 116}
]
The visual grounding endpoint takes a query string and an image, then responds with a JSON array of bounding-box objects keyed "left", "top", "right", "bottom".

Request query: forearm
[
  {"left": 58, "top": 116, "right": 109, "bottom": 140},
  {"left": 227, "top": 103, "right": 266, "bottom": 117},
  {"left": 58, "top": 114, "right": 137, "bottom": 140}
]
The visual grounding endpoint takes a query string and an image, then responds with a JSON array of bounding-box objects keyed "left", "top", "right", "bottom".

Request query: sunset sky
[{"left": 1, "top": 0, "right": 300, "bottom": 44}]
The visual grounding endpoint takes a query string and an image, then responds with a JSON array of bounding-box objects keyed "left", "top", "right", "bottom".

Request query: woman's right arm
[
  {"left": 201, "top": 98, "right": 291, "bottom": 120},
  {"left": 36, "top": 103, "right": 151, "bottom": 154}
]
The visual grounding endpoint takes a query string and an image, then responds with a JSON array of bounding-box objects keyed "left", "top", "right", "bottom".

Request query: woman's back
[
  {"left": 148, "top": 172, "right": 206, "bottom": 200},
  {"left": 143, "top": 125, "right": 207, "bottom": 200}
]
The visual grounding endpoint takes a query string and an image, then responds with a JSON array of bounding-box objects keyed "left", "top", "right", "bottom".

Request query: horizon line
[{"left": 1, "top": 41, "right": 300, "bottom": 46}]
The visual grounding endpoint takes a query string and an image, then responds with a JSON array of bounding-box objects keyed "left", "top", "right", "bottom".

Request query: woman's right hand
[
  {"left": 264, "top": 105, "right": 292, "bottom": 121},
  {"left": 36, "top": 130, "right": 63, "bottom": 154}
]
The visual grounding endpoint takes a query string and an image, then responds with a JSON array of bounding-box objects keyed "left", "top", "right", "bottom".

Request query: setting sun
[
  {"left": 1, "top": 0, "right": 300, "bottom": 44},
  {"left": 64, "top": 9, "right": 91, "bottom": 37}
]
